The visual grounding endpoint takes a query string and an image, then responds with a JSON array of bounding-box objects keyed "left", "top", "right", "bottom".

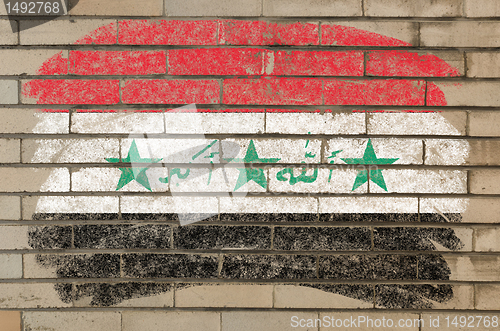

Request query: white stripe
[
  {"left": 425, "top": 139, "right": 470, "bottom": 165},
  {"left": 221, "top": 138, "right": 322, "bottom": 164},
  {"left": 120, "top": 196, "right": 218, "bottom": 214},
  {"left": 327, "top": 138, "right": 423, "bottom": 165},
  {"left": 266, "top": 111, "right": 365, "bottom": 134},
  {"left": 72, "top": 112, "right": 164, "bottom": 134},
  {"left": 35, "top": 196, "right": 119, "bottom": 213},
  {"left": 39, "top": 168, "right": 70, "bottom": 192},
  {"left": 370, "top": 170, "right": 467, "bottom": 194},
  {"left": 269, "top": 168, "right": 365, "bottom": 193},
  {"left": 165, "top": 112, "right": 264, "bottom": 134},
  {"left": 27, "top": 139, "right": 119, "bottom": 163},
  {"left": 33, "top": 112, "right": 69, "bottom": 134},
  {"left": 420, "top": 198, "right": 469, "bottom": 214},
  {"left": 319, "top": 197, "right": 418, "bottom": 213},
  {"left": 122, "top": 138, "right": 220, "bottom": 164},
  {"left": 220, "top": 197, "right": 317, "bottom": 213},
  {"left": 368, "top": 112, "right": 465, "bottom": 135}
]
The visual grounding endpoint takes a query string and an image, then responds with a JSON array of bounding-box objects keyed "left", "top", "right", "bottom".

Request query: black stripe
[
  {"left": 27, "top": 224, "right": 465, "bottom": 252},
  {"left": 25, "top": 215, "right": 464, "bottom": 309},
  {"left": 375, "top": 284, "right": 453, "bottom": 309},
  {"left": 320, "top": 213, "right": 418, "bottom": 222}
]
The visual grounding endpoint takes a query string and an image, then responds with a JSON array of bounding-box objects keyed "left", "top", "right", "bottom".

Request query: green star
[
  {"left": 341, "top": 139, "right": 398, "bottom": 192},
  {"left": 106, "top": 140, "right": 162, "bottom": 191},
  {"left": 225, "top": 140, "right": 280, "bottom": 191}
]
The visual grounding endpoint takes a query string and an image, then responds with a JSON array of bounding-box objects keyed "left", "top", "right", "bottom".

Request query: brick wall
[{"left": 1, "top": 0, "right": 500, "bottom": 330}]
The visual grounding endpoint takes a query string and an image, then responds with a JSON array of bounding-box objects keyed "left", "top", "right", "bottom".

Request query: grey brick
[
  {"left": 166, "top": 0, "right": 261, "bottom": 16},
  {"left": 264, "top": 0, "right": 361, "bottom": 16},
  {"left": 421, "top": 22, "right": 500, "bottom": 47},
  {"left": 0, "top": 80, "right": 18, "bottom": 104},
  {"left": 365, "top": 0, "right": 463, "bottom": 17}
]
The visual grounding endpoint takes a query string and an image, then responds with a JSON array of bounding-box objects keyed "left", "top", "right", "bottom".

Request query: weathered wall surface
[{"left": 1, "top": 0, "right": 500, "bottom": 330}]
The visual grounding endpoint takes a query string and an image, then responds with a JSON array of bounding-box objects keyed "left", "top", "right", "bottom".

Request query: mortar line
[
  {"left": 417, "top": 21, "right": 421, "bottom": 47},
  {"left": 466, "top": 110, "right": 471, "bottom": 137},
  {"left": 0, "top": 191, "right": 498, "bottom": 197},
  {"left": 16, "top": 20, "right": 20, "bottom": 45},
  {"left": 372, "top": 284, "right": 376, "bottom": 308},
  {"left": 417, "top": 197, "right": 421, "bottom": 222},
  {"left": 422, "top": 139, "right": 426, "bottom": 165},
  {"left": 363, "top": 51, "right": 367, "bottom": 76},
  {"left": 270, "top": 225, "right": 274, "bottom": 250},
  {"left": 467, "top": 170, "right": 471, "bottom": 194},
  {"left": 17, "top": 79, "right": 21, "bottom": 106},
  {"left": 416, "top": 257, "right": 419, "bottom": 280},
  {"left": 472, "top": 227, "right": 476, "bottom": 252},
  {"left": 4, "top": 15, "right": 500, "bottom": 21},
  {"left": 318, "top": 21, "right": 322, "bottom": 45},
  {"left": 315, "top": 255, "right": 320, "bottom": 279},
  {"left": 116, "top": 18, "right": 119, "bottom": 44},
  {"left": 68, "top": 108, "right": 74, "bottom": 135},
  {"left": 173, "top": 283, "right": 176, "bottom": 308},
  {"left": 21, "top": 253, "right": 24, "bottom": 279},
  {"left": 0, "top": 222, "right": 486, "bottom": 228},
  {"left": 5, "top": 45, "right": 500, "bottom": 52},
  {"left": 473, "top": 283, "right": 477, "bottom": 309},
  {"left": 272, "top": 284, "right": 276, "bottom": 308},
  {"left": 19, "top": 192, "right": 23, "bottom": 221},
  {"left": 263, "top": 108, "right": 267, "bottom": 133},
  {"left": 12, "top": 73, "right": 500, "bottom": 80},
  {"left": 0, "top": 278, "right": 495, "bottom": 284},
  {"left": 217, "top": 254, "right": 224, "bottom": 278},
  {"left": 19, "top": 138, "right": 23, "bottom": 164},
  {"left": 464, "top": 50, "right": 468, "bottom": 78},
  {"left": 3, "top": 134, "right": 500, "bottom": 141},
  {"left": 4, "top": 306, "right": 500, "bottom": 313}
]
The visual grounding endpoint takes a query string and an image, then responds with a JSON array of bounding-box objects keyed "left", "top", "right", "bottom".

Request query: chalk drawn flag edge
[{"left": 19, "top": 19, "right": 471, "bottom": 310}]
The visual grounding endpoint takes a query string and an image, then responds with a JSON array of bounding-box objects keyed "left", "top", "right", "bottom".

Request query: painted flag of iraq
[{"left": 14, "top": 19, "right": 473, "bottom": 309}]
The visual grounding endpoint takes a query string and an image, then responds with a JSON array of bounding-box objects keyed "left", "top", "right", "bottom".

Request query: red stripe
[
  {"left": 75, "top": 109, "right": 264, "bottom": 113},
  {"left": 168, "top": 49, "right": 363, "bottom": 76},
  {"left": 165, "top": 108, "right": 265, "bottom": 113},
  {"left": 38, "top": 109, "right": 70, "bottom": 113},
  {"left": 324, "top": 79, "right": 426, "bottom": 106},
  {"left": 41, "top": 109, "right": 443, "bottom": 113},
  {"left": 23, "top": 20, "right": 459, "bottom": 110},
  {"left": 118, "top": 20, "right": 217, "bottom": 45},
  {"left": 321, "top": 24, "right": 412, "bottom": 47},
  {"left": 426, "top": 82, "right": 448, "bottom": 106},
  {"left": 73, "top": 20, "right": 414, "bottom": 47},
  {"left": 266, "top": 109, "right": 331, "bottom": 113},
  {"left": 70, "top": 51, "right": 167, "bottom": 75},
  {"left": 121, "top": 80, "right": 220, "bottom": 104},
  {"left": 75, "top": 109, "right": 164, "bottom": 113},
  {"left": 354, "top": 110, "right": 440, "bottom": 113},
  {"left": 218, "top": 20, "right": 319, "bottom": 46},
  {"left": 23, "top": 80, "right": 120, "bottom": 105},
  {"left": 366, "top": 51, "right": 461, "bottom": 77},
  {"left": 74, "top": 23, "right": 118, "bottom": 45},
  {"left": 223, "top": 78, "right": 323, "bottom": 105},
  {"left": 168, "top": 49, "right": 264, "bottom": 75},
  {"left": 36, "top": 52, "right": 68, "bottom": 75},
  {"left": 271, "top": 50, "right": 363, "bottom": 76}
]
